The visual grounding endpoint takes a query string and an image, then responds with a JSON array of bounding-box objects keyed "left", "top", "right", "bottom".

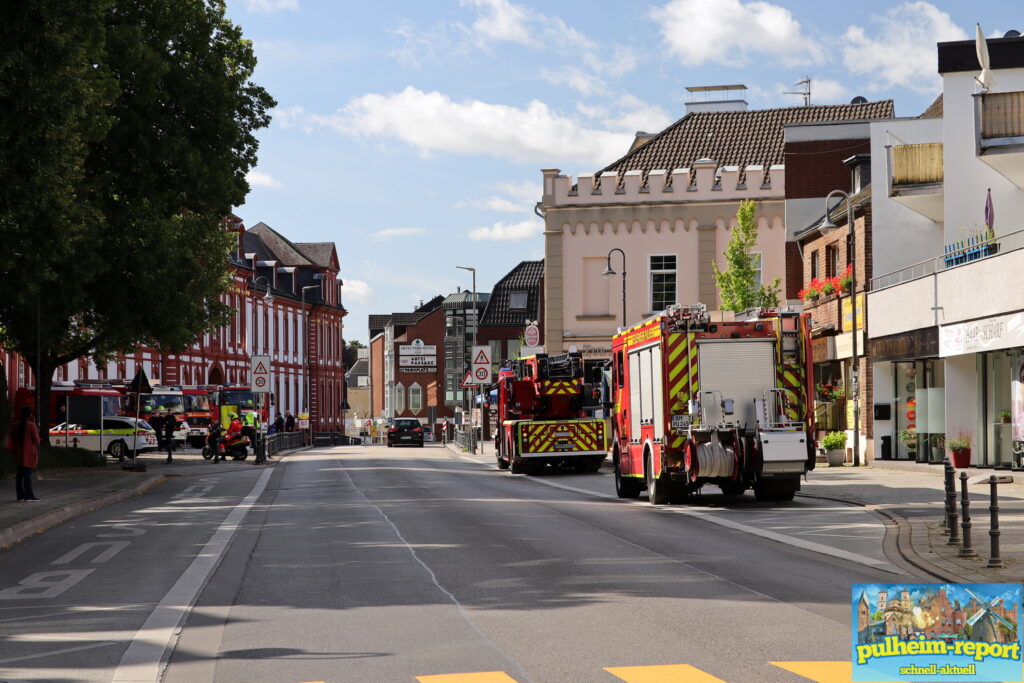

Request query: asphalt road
[{"left": 0, "top": 443, "right": 919, "bottom": 682}]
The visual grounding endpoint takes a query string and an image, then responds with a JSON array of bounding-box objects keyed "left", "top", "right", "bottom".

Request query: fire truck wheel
[
  {"left": 754, "top": 482, "right": 796, "bottom": 502},
  {"left": 645, "top": 450, "right": 670, "bottom": 505},
  {"left": 496, "top": 455, "right": 510, "bottom": 470},
  {"left": 510, "top": 457, "right": 526, "bottom": 474},
  {"left": 720, "top": 480, "right": 746, "bottom": 496},
  {"left": 613, "top": 448, "right": 642, "bottom": 498}
]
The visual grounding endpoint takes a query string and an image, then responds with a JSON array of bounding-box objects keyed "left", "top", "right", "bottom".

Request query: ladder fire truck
[
  {"left": 609, "top": 304, "right": 815, "bottom": 504},
  {"left": 494, "top": 352, "right": 607, "bottom": 474}
]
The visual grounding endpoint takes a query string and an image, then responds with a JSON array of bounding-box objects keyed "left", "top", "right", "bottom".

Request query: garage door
[{"left": 697, "top": 340, "right": 776, "bottom": 428}]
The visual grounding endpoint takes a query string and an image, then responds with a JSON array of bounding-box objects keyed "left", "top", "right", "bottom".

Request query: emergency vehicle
[
  {"left": 212, "top": 385, "right": 270, "bottom": 429},
  {"left": 609, "top": 304, "right": 815, "bottom": 504},
  {"left": 15, "top": 382, "right": 125, "bottom": 427},
  {"left": 494, "top": 352, "right": 607, "bottom": 474},
  {"left": 125, "top": 386, "right": 215, "bottom": 448},
  {"left": 49, "top": 416, "right": 158, "bottom": 460}
]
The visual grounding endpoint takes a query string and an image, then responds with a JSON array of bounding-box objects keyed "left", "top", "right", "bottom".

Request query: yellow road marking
[
  {"left": 604, "top": 664, "right": 727, "bottom": 682},
  {"left": 769, "top": 661, "right": 900, "bottom": 683},
  {"left": 416, "top": 672, "right": 517, "bottom": 682}
]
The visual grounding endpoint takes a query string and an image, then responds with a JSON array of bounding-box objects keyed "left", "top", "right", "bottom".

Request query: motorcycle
[{"left": 201, "top": 431, "right": 248, "bottom": 461}]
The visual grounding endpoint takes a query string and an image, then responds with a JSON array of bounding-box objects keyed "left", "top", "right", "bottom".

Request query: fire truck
[
  {"left": 124, "top": 386, "right": 214, "bottom": 448},
  {"left": 16, "top": 382, "right": 125, "bottom": 427},
  {"left": 211, "top": 385, "right": 270, "bottom": 429},
  {"left": 609, "top": 304, "right": 815, "bottom": 504},
  {"left": 494, "top": 352, "right": 607, "bottom": 474}
]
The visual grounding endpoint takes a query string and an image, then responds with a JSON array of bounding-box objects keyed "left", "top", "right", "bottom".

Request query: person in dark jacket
[
  {"left": 162, "top": 413, "right": 177, "bottom": 463},
  {"left": 284, "top": 411, "right": 295, "bottom": 432},
  {"left": 8, "top": 407, "right": 41, "bottom": 501},
  {"left": 273, "top": 412, "right": 285, "bottom": 435},
  {"left": 149, "top": 411, "right": 166, "bottom": 451}
]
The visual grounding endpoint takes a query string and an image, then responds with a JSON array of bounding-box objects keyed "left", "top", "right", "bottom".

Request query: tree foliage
[
  {"left": 712, "top": 199, "right": 781, "bottom": 312},
  {"left": 0, "top": 0, "right": 275, "bottom": 433}
]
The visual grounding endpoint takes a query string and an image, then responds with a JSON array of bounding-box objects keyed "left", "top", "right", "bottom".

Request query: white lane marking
[
  {"left": 110, "top": 467, "right": 273, "bottom": 682},
  {"left": 0, "top": 570, "right": 95, "bottom": 600},
  {"left": 338, "top": 465, "right": 534, "bottom": 683},
  {"left": 0, "top": 640, "right": 119, "bottom": 664},
  {"left": 51, "top": 541, "right": 130, "bottom": 566},
  {"left": 454, "top": 455, "right": 899, "bottom": 572}
]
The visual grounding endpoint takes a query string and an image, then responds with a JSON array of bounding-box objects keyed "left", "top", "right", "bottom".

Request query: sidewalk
[
  {"left": 0, "top": 451, "right": 285, "bottom": 549},
  {"left": 445, "top": 439, "right": 1024, "bottom": 582}
]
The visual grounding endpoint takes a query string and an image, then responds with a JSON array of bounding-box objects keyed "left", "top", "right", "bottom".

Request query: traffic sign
[
  {"left": 250, "top": 354, "right": 271, "bottom": 393},
  {"left": 474, "top": 367, "right": 489, "bottom": 381},
  {"left": 524, "top": 324, "right": 540, "bottom": 347},
  {"left": 471, "top": 345, "right": 492, "bottom": 384},
  {"left": 461, "top": 370, "right": 478, "bottom": 387}
]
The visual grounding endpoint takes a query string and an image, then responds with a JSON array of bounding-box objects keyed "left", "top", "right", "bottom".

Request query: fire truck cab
[{"left": 610, "top": 304, "right": 815, "bottom": 504}]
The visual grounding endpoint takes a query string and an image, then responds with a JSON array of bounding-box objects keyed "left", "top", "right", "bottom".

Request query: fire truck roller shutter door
[{"left": 696, "top": 340, "right": 776, "bottom": 430}]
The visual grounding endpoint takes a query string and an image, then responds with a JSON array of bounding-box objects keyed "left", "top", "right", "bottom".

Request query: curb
[{"left": 0, "top": 474, "right": 166, "bottom": 550}]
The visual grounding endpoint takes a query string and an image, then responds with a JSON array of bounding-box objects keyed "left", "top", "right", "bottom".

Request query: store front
[{"left": 869, "top": 327, "right": 941, "bottom": 462}]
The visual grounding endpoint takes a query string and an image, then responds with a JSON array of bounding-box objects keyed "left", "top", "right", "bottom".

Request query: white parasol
[{"left": 976, "top": 23, "right": 996, "bottom": 91}]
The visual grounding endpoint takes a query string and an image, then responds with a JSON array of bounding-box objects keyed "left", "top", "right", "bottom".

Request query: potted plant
[
  {"left": 899, "top": 429, "right": 919, "bottom": 460},
  {"left": 822, "top": 431, "right": 847, "bottom": 467},
  {"left": 1000, "top": 410, "right": 1011, "bottom": 424},
  {"left": 930, "top": 433, "right": 946, "bottom": 463},
  {"left": 947, "top": 429, "right": 973, "bottom": 468},
  {"left": 838, "top": 264, "right": 853, "bottom": 292}
]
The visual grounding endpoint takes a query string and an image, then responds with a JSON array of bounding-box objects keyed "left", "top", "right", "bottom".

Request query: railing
[
  {"left": 891, "top": 143, "right": 943, "bottom": 185},
  {"left": 455, "top": 428, "right": 471, "bottom": 450},
  {"left": 266, "top": 431, "right": 305, "bottom": 457},
  {"left": 981, "top": 91, "right": 1024, "bottom": 139},
  {"left": 870, "top": 228, "right": 1024, "bottom": 291}
]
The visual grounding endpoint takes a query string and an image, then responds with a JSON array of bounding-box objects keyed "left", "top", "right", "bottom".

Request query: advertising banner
[
  {"left": 399, "top": 355, "right": 437, "bottom": 367},
  {"left": 852, "top": 583, "right": 1022, "bottom": 682}
]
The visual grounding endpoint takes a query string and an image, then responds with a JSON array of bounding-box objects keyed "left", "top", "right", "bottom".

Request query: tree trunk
[{"left": 0, "top": 360, "right": 9, "bottom": 447}]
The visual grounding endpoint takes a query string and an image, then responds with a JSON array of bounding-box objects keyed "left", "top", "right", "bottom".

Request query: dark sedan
[{"left": 387, "top": 418, "right": 424, "bottom": 447}]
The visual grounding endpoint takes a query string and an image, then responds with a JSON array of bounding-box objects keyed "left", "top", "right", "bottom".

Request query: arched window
[
  {"left": 409, "top": 383, "right": 423, "bottom": 414},
  {"left": 394, "top": 383, "right": 405, "bottom": 415}
]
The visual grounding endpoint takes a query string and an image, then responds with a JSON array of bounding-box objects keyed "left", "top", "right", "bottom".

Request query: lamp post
[
  {"left": 252, "top": 276, "right": 272, "bottom": 462},
  {"left": 301, "top": 285, "right": 318, "bottom": 442},
  {"left": 456, "top": 265, "right": 479, "bottom": 454},
  {"left": 602, "top": 248, "right": 627, "bottom": 329},
  {"left": 821, "top": 189, "right": 860, "bottom": 467}
]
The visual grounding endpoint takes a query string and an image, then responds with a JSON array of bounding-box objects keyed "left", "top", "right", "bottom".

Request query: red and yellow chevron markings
[
  {"left": 521, "top": 419, "right": 605, "bottom": 453},
  {"left": 605, "top": 664, "right": 728, "bottom": 682},
  {"left": 667, "top": 331, "right": 698, "bottom": 449},
  {"left": 539, "top": 378, "right": 582, "bottom": 395}
]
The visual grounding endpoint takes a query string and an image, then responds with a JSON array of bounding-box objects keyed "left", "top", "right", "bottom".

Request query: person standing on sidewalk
[
  {"left": 7, "top": 407, "right": 41, "bottom": 502},
  {"left": 162, "top": 413, "right": 177, "bottom": 463}
]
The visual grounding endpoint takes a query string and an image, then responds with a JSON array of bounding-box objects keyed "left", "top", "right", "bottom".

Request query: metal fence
[
  {"left": 870, "top": 228, "right": 1024, "bottom": 291},
  {"left": 266, "top": 431, "right": 305, "bottom": 457}
]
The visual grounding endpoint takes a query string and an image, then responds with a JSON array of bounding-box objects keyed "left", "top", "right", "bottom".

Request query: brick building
[
  {"left": 4, "top": 216, "right": 348, "bottom": 433},
  {"left": 477, "top": 260, "right": 544, "bottom": 372}
]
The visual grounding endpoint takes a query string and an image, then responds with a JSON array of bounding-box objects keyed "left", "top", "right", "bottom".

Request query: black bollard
[
  {"left": 959, "top": 471, "right": 977, "bottom": 557},
  {"left": 943, "top": 459, "right": 955, "bottom": 535},
  {"left": 987, "top": 475, "right": 1006, "bottom": 569}
]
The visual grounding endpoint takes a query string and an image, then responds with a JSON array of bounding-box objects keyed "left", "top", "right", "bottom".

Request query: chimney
[{"left": 685, "top": 84, "right": 749, "bottom": 115}]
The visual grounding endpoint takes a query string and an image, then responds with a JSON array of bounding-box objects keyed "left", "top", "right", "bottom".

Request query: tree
[
  {"left": 0, "top": 0, "right": 275, "bottom": 438},
  {"left": 712, "top": 199, "right": 782, "bottom": 312},
  {"left": 344, "top": 340, "right": 366, "bottom": 370}
]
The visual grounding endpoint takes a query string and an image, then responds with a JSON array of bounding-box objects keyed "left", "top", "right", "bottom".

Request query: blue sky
[{"left": 226, "top": 0, "right": 1018, "bottom": 344}]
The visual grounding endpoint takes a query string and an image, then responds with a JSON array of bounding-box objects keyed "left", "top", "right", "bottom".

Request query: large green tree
[
  {"left": 712, "top": 199, "right": 781, "bottom": 313},
  {"left": 0, "top": 0, "right": 275, "bottom": 437}
]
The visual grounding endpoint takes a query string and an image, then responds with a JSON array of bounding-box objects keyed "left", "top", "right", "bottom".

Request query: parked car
[
  {"left": 387, "top": 418, "right": 424, "bottom": 448},
  {"left": 422, "top": 426, "right": 433, "bottom": 442},
  {"left": 50, "top": 417, "right": 159, "bottom": 460}
]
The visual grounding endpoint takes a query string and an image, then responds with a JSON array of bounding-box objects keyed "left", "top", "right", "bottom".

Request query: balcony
[
  {"left": 889, "top": 142, "right": 944, "bottom": 221},
  {"left": 976, "top": 91, "right": 1024, "bottom": 187}
]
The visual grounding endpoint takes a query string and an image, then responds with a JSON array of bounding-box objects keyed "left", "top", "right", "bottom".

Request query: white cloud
[
  {"left": 457, "top": 180, "right": 540, "bottom": 213},
  {"left": 841, "top": 2, "right": 967, "bottom": 93},
  {"left": 460, "top": 0, "right": 537, "bottom": 48},
  {"left": 468, "top": 219, "right": 542, "bottom": 242},
  {"left": 369, "top": 227, "right": 428, "bottom": 241},
  {"left": 343, "top": 279, "right": 373, "bottom": 305},
  {"left": 650, "top": 0, "right": 823, "bottom": 67},
  {"left": 246, "top": 171, "right": 281, "bottom": 189},
  {"left": 315, "top": 86, "right": 634, "bottom": 166},
  {"left": 540, "top": 66, "right": 608, "bottom": 96},
  {"left": 271, "top": 104, "right": 317, "bottom": 133},
  {"left": 811, "top": 79, "right": 851, "bottom": 104},
  {"left": 244, "top": 0, "right": 298, "bottom": 13}
]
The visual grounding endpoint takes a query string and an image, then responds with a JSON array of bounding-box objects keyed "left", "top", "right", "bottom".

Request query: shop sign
[
  {"left": 840, "top": 293, "right": 865, "bottom": 331},
  {"left": 940, "top": 311, "right": 1024, "bottom": 357},
  {"left": 400, "top": 340, "right": 436, "bottom": 355},
  {"left": 869, "top": 327, "right": 939, "bottom": 362},
  {"left": 399, "top": 355, "right": 437, "bottom": 367},
  {"left": 834, "top": 330, "right": 864, "bottom": 360},
  {"left": 811, "top": 336, "right": 835, "bottom": 364},
  {"left": 401, "top": 367, "right": 435, "bottom": 373}
]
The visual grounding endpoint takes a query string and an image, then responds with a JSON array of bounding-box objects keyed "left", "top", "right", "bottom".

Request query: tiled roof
[
  {"left": 294, "top": 242, "right": 337, "bottom": 269},
  {"left": 481, "top": 260, "right": 544, "bottom": 326},
  {"left": 345, "top": 358, "right": 369, "bottom": 379},
  {"left": 416, "top": 295, "right": 446, "bottom": 314},
  {"left": 601, "top": 101, "right": 895, "bottom": 177},
  {"left": 368, "top": 297, "right": 444, "bottom": 336},
  {"left": 248, "top": 222, "right": 314, "bottom": 266},
  {"left": 443, "top": 291, "right": 491, "bottom": 310},
  {"left": 920, "top": 94, "right": 943, "bottom": 119},
  {"left": 368, "top": 314, "right": 391, "bottom": 334}
]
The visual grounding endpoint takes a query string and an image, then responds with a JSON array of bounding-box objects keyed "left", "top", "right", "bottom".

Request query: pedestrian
[
  {"left": 208, "top": 420, "right": 223, "bottom": 463},
  {"left": 284, "top": 411, "right": 295, "bottom": 432},
  {"left": 6, "top": 407, "right": 40, "bottom": 502},
  {"left": 273, "top": 412, "right": 284, "bottom": 435},
  {"left": 149, "top": 410, "right": 166, "bottom": 451},
  {"left": 162, "top": 412, "right": 177, "bottom": 463}
]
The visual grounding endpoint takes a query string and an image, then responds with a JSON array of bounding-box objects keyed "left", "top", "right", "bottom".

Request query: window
[
  {"left": 752, "top": 252, "right": 763, "bottom": 287},
  {"left": 489, "top": 339, "right": 502, "bottom": 367},
  {"left": 810, "top": 250, "right": 820, "bottom": 280},
  {"left": 394, "top": 383, "right": 405, "bottom": 414},
  {"left": 649, "top": 254, "right": 677, "bottom": 312},
  {"left": 509, "top": 291, "right": 528, "bottom": 310},
  {"left": 409, "top": 383, "right": 423, "bottom": 414},
  {"left": 825, "top": 245, "right": 838, "bottom": 278},
  {"left": 507, "top": 338, "right": 521, "bottom": 360}
]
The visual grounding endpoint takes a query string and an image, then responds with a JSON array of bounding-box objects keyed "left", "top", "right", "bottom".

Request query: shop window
[
  {"left": 395, "top": 383, "right": 405, "bottom": 414},
  {"left": 409, "top": 383, "right": 422, "bottom": 414}
]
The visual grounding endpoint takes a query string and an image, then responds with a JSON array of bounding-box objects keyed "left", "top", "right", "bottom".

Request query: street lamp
[
  {"left": 251, "top": 276, "right": 272, "bottom": 462},
  {"left": 820, "top": 189, "right": 860, "bottom": 467},
  {"left": 602, "top": 248, "right": 627, "bottom": 329},
  {"left": 301, "top": 285, "right": 318, "bottom": 440},
  {"left": 456, "top": 265, "right": 479, "bottom": 454}
]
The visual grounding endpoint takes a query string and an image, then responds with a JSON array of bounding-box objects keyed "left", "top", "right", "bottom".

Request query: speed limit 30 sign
[{"left": 250, "top": 354, "right": 272, "bottom": 393}]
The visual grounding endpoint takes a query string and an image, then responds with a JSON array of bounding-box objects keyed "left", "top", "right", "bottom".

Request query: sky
[{"left": 226, "top": 0, "right": 1019, "bottom": 344}]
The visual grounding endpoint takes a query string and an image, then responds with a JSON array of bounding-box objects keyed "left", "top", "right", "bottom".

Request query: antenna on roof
[{"left": 783, "top": 76, "right": 812, "bottom": 106}]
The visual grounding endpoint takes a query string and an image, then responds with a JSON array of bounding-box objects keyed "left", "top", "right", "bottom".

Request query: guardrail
[
  {"left": 266, "top": 431, "right": 305, "bottom": 457},
  {"left": 455, "top": 429, "right": 471, "bottom": 450},
  {"left": 870, "top": 228, "right": 1024, "bottom": 291}
]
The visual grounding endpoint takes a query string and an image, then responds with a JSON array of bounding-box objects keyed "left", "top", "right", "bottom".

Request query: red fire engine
[
  {"left": 16, "top": 382, "right": 125, "bottom": 427},
  {"left": 124, "top": 386, "right": 214, "bottom": 447},
  {"left": 610, "top": 304, "right": 815, "bottom": 504},
  {"left": 211, "top": 385, "right": 270, "bottom": 428},
  {"left": 494, "top": 352, "right": 607, "bottom": 474}
]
